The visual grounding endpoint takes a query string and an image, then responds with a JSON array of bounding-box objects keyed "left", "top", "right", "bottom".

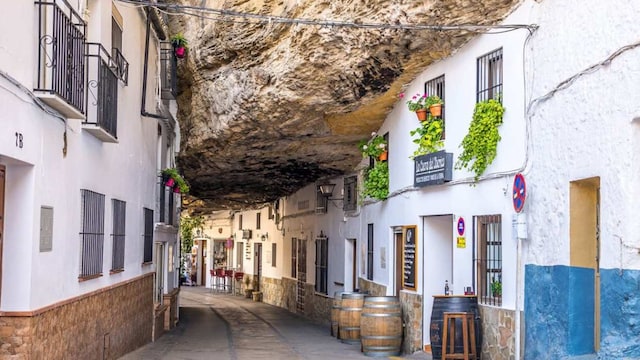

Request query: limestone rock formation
[{"left": 166, "top": 0, "right": 520, "bottom": 211}]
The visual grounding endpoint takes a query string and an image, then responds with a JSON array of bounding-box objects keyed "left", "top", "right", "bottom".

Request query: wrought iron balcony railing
[
  {"left": 160, "top": 41, "right": 177, "bottom": 100},
  {"left": 111, "top": 47, "right": 129, "bottom": 85},
  {"left": 84, "top": 43, "right": 119, "bottom": 142},
  {"left": 158, "top": 179, "right": 176, "bottom": 226},
  {"left": 34, "top": 0, "right": 86, "bottom": 118}
]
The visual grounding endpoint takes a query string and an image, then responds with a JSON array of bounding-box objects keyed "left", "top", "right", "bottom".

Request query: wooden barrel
[
  {"left": 360, "top": 296, "right": 402, "bottom": 357},
  {"left": 339, "top": 293, "right": 366, "bottom": 344},
  {"left": 430, "top": 295, "right": 481, "bottom": 360},
  {"left": 331, "top": 291, "right": 345, "bottom": 338}
]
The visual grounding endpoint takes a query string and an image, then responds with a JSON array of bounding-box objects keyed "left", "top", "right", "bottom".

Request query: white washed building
[{"left": 0, "top": 0, "right": 181, "bottom": 358}]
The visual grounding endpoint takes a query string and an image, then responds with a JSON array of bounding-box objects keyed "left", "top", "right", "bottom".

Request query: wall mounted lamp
[
  {"left": 261, "top": 232, "right": 269, "bottom": 242},
  {"left": 318, "top": 182, "right": 343, "bottom": 200}
]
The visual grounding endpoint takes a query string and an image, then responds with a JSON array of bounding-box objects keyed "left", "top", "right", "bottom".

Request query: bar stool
[
  {"left": 441, "top": 312, "right": 477, "bottom": 360},
  {"left": 213, "top": 268, "right": 226, "bottom": 292},
  {"left": 209, "top": 269, "right": 215, "bottom": 292},
  {"left": 233, "top": 271, "right": 245, "bottom": 296},
  {"left": 224, "top": 269, "right": 234, "bottom": 293}
]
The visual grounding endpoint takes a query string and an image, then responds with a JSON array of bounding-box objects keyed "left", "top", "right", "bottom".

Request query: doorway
[
  {"left": 296, "top": 239, "right": 306, "bottom": 313},
  {"left": 570, "top": 177, "right": 600, "bottom": 353},
  {"left": 394, "top": 229, "right": 403, "bottom": 296},
  {"left": 0, "top": 165, "right": 4, "bottom": 304},
  {"left": 154, "top": 243, "right": 164, "bottom": 303},
  {"left": 345, "top": 239, "right": 357, "bottom": 292},
  {"left": 254, "top": 243, "right": 262, "bottom": 291}
]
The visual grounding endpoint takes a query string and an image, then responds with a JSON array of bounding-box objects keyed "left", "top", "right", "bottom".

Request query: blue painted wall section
[
  {"left": 525, "top": 265, "right": 640, "bottom": 360},
  {"left": 599, "top": 268, "right": 640, "bottom": 359}
]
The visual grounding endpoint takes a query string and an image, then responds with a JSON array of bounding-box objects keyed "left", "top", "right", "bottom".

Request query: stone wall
[
  {"left": 263, "top": 277, "right": 331, "bottom": 327},
  {"left": 304, "top": 284, "right": 332, "bottom": 326},
  {"left": 478, "top": 305, "right": 515, "bottom": 360},
  {"left": 399, "top": 291, "right": 423, "bottom": 355},
  {"left": 152, "top": 305, "right": 167, "bottom": 341},
  {"left": 0, "top": 274, "right": 153, "bottom": 360},
  {"left": 358, "top": 278, "right": 387, "bottom": 296},
  {"left": 261, "top": 276, "right": 285, "bottom": 308},
  {"left": 163, "top": 288, "right": 180, "bottom": 330}
]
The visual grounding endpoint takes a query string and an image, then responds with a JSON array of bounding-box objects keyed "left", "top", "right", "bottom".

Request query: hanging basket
[
  {"left": 378, "top": 151, "right": 388, "bottom": 162},
  {"left": 429, "top": 104, "right": 442, "bottom": 118},
  {"left": 165, "top": 177, "right": 175, "bottom": 187},
  {"left": 415, "top": 109, "right": 428, "bottom": 121},
  {"left": 173, "top": 184, "right": 181, "bottom": 193},
  {"left": 174, "top": 46, "right": 186, "bottom": 59}
]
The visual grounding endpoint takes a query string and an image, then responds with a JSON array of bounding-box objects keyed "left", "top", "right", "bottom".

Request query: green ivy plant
[
  {"left": 361, "top": 161, "right": 389, "bottom": 201},
  {"left": 409, "top": 117, "right": 444, "bottom": 158},
  {"left": 456, "top": 98, "right": 505, "bottom": 181},
  {"left": 161, "top": 168, "right": 190, "bottom": 193}
]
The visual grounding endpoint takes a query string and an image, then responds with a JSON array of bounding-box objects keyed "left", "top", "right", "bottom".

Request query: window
[
  {"left": 256, "top": 212, "right": 261, "bottom": 229},
  {"left": 272, "top": 243, "right": 277, "bottom": 268},
  {"left": 143, "top": 208, "right": 153, "bottom": 263},
  {"left": 79, "top": 190, "right": 105, "bottom": 279},
  {"left": 238, "top": 214, "right": 243, "bottom": 230},
  {"left": 475, "top": 215, "right": 502, "bottom": 306},
  {"left": 291, "top": 238, "right": 298, "bottom": 278},
  {"left": 315, "top": 236, "right": 328, "bottom": 294},
  {"left": 477, "top": 48, "right": 503, "bottom": 102},
  {"left": 367, "top": 224, "right": 374, "bottom": 280},
  {"left": 425, "top": 75, "right": 446, "bottom": 137},
  {"left": 237, "top": 242, "right": 244, "bottom": 270},
  {"left": 343, "top": 176, "right": 357, "bottom": 211},
  {"left": 315, "top": 185, "right": 328, "bottom": 214},
  {"left": 111, "top": 12, "right": 128, "bottom": 84},
  {"left": 111, "top": 199, "right": 126, "bottom": 272}
]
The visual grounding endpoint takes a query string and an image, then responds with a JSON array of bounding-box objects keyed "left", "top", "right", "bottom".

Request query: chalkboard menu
[{"left": 402, "top": 226, "right": 418, "bottom": 290}]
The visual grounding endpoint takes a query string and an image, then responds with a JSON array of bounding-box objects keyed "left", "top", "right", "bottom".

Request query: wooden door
[
  {"left": 254, "top": 243, "right": 262, "bottom": 291},
  {"left": 0, "top": 165, "right": 4, "bottom": 303},
  {"left": 395, "top": 232, "right": 403, "bottom": 296},
  {"left": 296, "top": 239, "right": 306, "bottom": 313}
]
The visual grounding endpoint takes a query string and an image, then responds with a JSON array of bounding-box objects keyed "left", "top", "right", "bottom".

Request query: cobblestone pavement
[{"left": 120, "top": 286, "right": 432, "bottom": 360}]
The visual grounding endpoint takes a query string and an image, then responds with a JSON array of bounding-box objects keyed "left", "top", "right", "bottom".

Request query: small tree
[{"left": 179, "top": 215, "right": 204, "bottom": 275}]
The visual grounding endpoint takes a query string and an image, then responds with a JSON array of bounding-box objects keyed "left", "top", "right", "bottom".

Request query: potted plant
[
  {"left": 161, "top": 168, "right": 190, "bottom": 194},
  {"left": 425, "top": 95, "right": 443, "bottom": 117},
  {"left": 401, "top": 92, "right": 428, "bottom": 121},
  {"left": 361, "top": 161, "right": 389, "bottom": 201},
  {"left": 456, "top": 97, "right": 505, "bottom": 181},
  {"left": 243, "top": 274, "right": 253, "bottom": 298},
  {"left": 409, "top": 117, "right": 444, "bottom": 158},
  {"left": 171, "top": 33, "right": 188, "bottom": 59},
  {"left": 491, "top": 280, "right": 502, "bottom": 298},
  {"left": 358, "top": 132, "right": 387, "bottom": 160}
]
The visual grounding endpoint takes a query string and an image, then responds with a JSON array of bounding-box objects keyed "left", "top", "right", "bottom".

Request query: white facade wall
[{"left": 0, "top": 1, "right": 173, "bottom": 311}]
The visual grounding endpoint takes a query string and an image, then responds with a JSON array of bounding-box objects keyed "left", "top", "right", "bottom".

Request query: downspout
[{"left": 141, "top": 6, "right": 169, "bottom": 120}]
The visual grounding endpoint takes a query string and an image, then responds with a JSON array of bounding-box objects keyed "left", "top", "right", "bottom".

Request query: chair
[
  {"left": 233, "top": 271, "right": 245, "bottom": 296},
  {"left": 441, "top": 312, "right": 477, "bottom": 360},
  {"left": 224, "top": 269, "right": 234, "bottom": 293}
]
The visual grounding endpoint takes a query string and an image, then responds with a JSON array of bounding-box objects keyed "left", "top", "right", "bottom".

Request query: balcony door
[{"left": 0, "top": 166, "right": 4, "bottom": 304}]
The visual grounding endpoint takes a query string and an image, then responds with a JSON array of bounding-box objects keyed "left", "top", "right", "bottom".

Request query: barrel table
[
  {"left": 331, "top": 291, "right": 346, "bottom": 338},
  {"left": 429, "top": 295, "right": 481, "bottom": 360},
  {"left": 339, "top": 292, "right": 366, "bottom": 344},
  {"left": 360, "top": 296, "right": 402, "bottom": 357}
]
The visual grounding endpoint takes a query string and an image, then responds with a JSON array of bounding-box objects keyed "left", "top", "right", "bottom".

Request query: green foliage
[
  {"left": 409, "top": 117, "right": 444, "bottom": 158},
  {"left": 171, "top": 33, "right": 188, "bottom": 48},
  {"left": 491, "top": 280, "right": 502, "bottom": 297},
  {"left": 361, "top": 161, "right": 389, "bottom": 200},
  {"left": 358, "top": 133, "right": 387, "bottom": 158},
  {"left": 456, "top": 99, "right": 505, "bottom": 181},
  {"left": 162, "top": 168, "right": 190, "bottom": 193},
  {"left": 180, "top": 215, "right": 204, "bottom": 257}
]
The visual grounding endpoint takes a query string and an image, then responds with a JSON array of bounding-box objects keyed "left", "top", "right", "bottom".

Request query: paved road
[{"left": 120, "top": 287, "right": 431, "bottom": 360}]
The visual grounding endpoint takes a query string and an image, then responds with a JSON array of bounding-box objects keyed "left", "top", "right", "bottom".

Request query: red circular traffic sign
[
  {"left": 457, "top": 217, "right": 465, "bottom": 236},
  {"left": 513, "top": 173, "right": 526, "bottom": 213}
]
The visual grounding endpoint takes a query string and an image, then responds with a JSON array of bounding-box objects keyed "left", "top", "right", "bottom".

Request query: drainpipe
[{"left": 141, "top": 6, "right": 169, "bottom": 120}]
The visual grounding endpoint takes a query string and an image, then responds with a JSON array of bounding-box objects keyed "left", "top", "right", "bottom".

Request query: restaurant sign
[{"left": 414, "top": 151, "right": 453, "bottom": 187}]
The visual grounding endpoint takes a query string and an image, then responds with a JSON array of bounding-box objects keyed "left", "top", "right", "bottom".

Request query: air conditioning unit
[{"left": 242, "top": 229, "right": 252, "bottom": 239}]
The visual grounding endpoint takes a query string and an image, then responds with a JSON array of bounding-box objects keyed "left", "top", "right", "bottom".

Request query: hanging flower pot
[
  {"left": 415, "top": 109, "right": 428, "bottom": 121},
  {"left": 429, "top": 103, "right": 442, "bottom": 118},
  {"left": 174, "top": 46, "right": 186, "bottom": 59},
  {"left": 165, "top": 177, "right": 175, "bottom": 187},
  {"left": 173, "top": 183, "right": 181, "bottom": 193},
  {"left": 378, "top": 151, "right": 388, "bottom": 162}
]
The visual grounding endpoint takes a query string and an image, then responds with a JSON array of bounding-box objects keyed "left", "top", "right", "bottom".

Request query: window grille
[
  {"left": 143, "top": 208, "right": 153, "bottom": 263},
  {"left": 475, "top": 214, "right": 502, "bottom": 306},
  {"left": 315, "top": 236, "right": 328, "bottom": 294},
  {"left": 315, "top": 186, "right": 328, "bottom": 214},
  {"left": 367, "top": 224, "right": 374, "bottom": 280},
  {"left": 79, "top": 189, "right": 105, "bottom": 278},
  {"left": 256, "top": 212, "right": 261, "bottom": 229},
  {"left": 425, "top": 75, "right": 446, "bottom": 138},
  {"left": 238, "top": 214, "right": 243, "bottom": 230},
  {"left": 343, "top": 176, "right": 357, "bottom": 212},
  {"left": 477, "top": 48, "right": 503, "bottom": 102},
  {"left": 111, "top": 199, "right": 126, "bottom": 271},
  {"left": 291, "top": 238, "right": 298, "bottom": 278},
  {"left": 272, "top": 243, "right": 277, "bottom": 268}
]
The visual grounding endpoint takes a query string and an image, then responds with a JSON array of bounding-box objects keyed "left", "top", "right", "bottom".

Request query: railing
[
  {"left": 85, "top": 43, "right": 118, "bottom": 139},
  {"left": 160, "top": 41, "right": 177, "bottom": 100},
  {"left": 79, "top": 189, "right": 105, "bottom": 278},
  {"left": 35, "top": 0, "right": 86, "bottom": 114},
  {"left": 111, "top": 47, "right": 129, "bottom": 85}
]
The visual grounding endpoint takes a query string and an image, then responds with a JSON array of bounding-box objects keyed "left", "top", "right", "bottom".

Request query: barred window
[
  {"left": 238, "top": 214, "right": 243, "bottom": 230},
  {"left": 315, "top": 236, "right": 328, "bottom": 294},
  {"left": 143, "top": 208, "right": 153, "bottom": 263},
  {"left": 367, "top": 224, "right": 374, "bottom": 280},
  {"left": 425, "top": 75, "right": 445, "bottom": 138},
  {"left": 477, "top": 48, "right": 503, "bottom": 102},
  {"left": 316, "top": 185, "right": 328, "bottom": 214},
  {"left": 256, "top": 212, "right": 261, "bottom": 229},
  {"left": 475, "top": 215, "right": 502, "bottom": 306},
  {"left": 79, "top": 190, "right": 105, "bottom": 279},
  {"left": 111, "top": 199, "right": 126, "bottom": 272},
  {"left": 291, "top": 238, "right": 298, "bottom": 278},
  {"left": 343, "top": 176, "right": 357, "bottom": 212},
  {"left": 272, "top": 243, "right": 277, "bottom": 268}
]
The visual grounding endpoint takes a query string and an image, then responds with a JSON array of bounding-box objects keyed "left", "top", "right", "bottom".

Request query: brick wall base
[
  {"left": 163, "top": 288, "right": 180, "bottom": 330},
  {"left": 0, "top": 273, "right": 154, "bottom": 360}
]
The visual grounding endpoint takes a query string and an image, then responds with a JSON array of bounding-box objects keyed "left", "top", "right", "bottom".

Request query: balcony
[
  {"left": 83, "top": 43, "right": 123, "bottom": 143},
  {"left": 34, "top": 0, "right": 86, "bottom": 119},
  {"left": 160, "top": 42, "right": 177, "bottom": 100},
  {"left": 158, "top": 180, "right": 176, "bottom": 226}
]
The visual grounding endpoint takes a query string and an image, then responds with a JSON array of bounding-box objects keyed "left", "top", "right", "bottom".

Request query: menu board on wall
[{"left": 402, "top": 226, "right": 417, "bottom": 290}]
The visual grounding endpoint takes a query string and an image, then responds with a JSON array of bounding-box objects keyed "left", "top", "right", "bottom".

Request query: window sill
[
  {"left": 110, "top": 269, "right": 124, "bottom": 275},
  {"left": 314, "top": 292, "right": 330, "bottom": 298},
  {"left": 141, "top": 261, "right": 153, "bottom": 266},
  {"left": 78, "top": 274, "right": 102, "bottom": 282}
]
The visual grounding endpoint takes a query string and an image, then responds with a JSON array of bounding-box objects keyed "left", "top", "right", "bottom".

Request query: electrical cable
[{"left": 0, "top": 69, "right": 67, "bottom": 123}]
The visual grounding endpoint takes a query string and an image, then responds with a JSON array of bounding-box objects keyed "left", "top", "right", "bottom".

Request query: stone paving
[{"left": 119, "top": 286, "right": 432, "bottom": 360}]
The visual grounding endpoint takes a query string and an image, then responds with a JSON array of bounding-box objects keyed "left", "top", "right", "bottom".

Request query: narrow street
[{"left": 120, "top": 287, "right": 431, "bottom": 360}]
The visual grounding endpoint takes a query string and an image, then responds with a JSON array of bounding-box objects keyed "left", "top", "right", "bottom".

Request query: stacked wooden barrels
[{"left": 334, "top": 293, "right": 402, "bottom": 357}]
